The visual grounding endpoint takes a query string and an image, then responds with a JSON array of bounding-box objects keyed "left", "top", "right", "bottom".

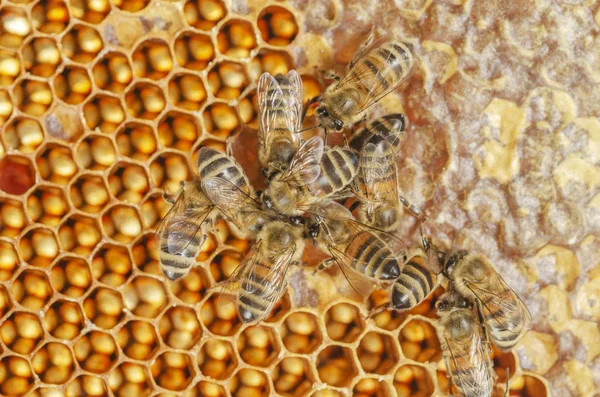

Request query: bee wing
[
  {"left": 257, "top": 73, "right": 282, "bottom": 154},
  {"left": 301, "top": 200, "right": 353, "bottom": 221},
  {"left": 359, "top": 141, "right": 399, "bottom": 204},
  {"left": 218, "top": 240, "right": 263, "bottom": 305},
  {"left": 279, "top": 136, "right": 324, "bottom": 185},
  {"left": 347, "top": 219, "right": 408, "bottom": 261},
  {"left": 254, "top": 243, "right": 296, "bottom": 320},
  {"left": 327, "top": 245, "right": 377, "bottom": 297},
  {"left": 284, "top": 70, "right": 304, "bottom": 134}
]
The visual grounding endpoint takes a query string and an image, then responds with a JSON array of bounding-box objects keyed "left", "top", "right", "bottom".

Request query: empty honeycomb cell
[
  {"left": 0, "top": 7, "right": 31, "bottom": 48},
  {"left": 157, "top": 111, "right": 201, "bottom": 152},
  {"left": 281, "top": 311, "right": 323, "bottom": 354},
  {"left": 229, "top": 368, "right": 270, "bottom": 397},
  {"left": 58, "top": 214, "right": 103, "bottom": 255},
  {"left": 257, "top": 6, "right": 298, "bottom": 46},
  {"left": 116, "top": 122, "right": 158, "bottom": 161},
  {"left": 116, "top": 320, "right": 160, "bottom": 361},
  {"left": 31, "top": 0, "right": 69, "bottom": 34},
  {"left": 510, "top": 374, "right": 549, "bottom": 397},
  {"left": 169, "top": 266, "right": 211, "bottom": 304},
  {"left": 61, "top": 24, "right": 103, "bottom": 63},
  {"left": 4, "top": 117, "right": 45, "bottom": 153},
  {"left": 74, "top": 330, "right": 119, "bottom": 374},
  {"left": 248, "top": 49, "right": 294, "bottom": 81},
  {"left": 132, "top": 40, "right": 173, "bottom": 80},
  {"left": 191, "top": 381, "right": 226, "bottom": 397},
  {"left": 200, "top": 293, "right": 241, "bottom": 336},
  {"left": 83, "top": 93, "right": 126, "bottom": 133},
  {"left": 18, "top": 227, "right": 60, "bottom": 267},
  {"left": 45, "top": 300, "right": 85, "bottom": 341},
  {"left": 0, "top": 312, "right": 44, "bottom": 355},
  {"left": 0, "top": 155, "right": 36, "bottom": 194},
  {"left": 158, "top": 306, "right": 202, "bottom": 350},
  {"left": 124, "top": 275, "right": 169, "bottom": 318},
  {"left": 131, "top": 233, "right": 161, "bottom": 276},
  {"left": 167, "top": 74, "right": 208, "bottom": 112},
  {"left": 399, "top": 319, "right": 442, "bottom": 363},
  {"left": 151, "top": 351, "right": 195, "bottom": 391},
  {"left": 69, "top": 174, "right": 111, "bottom": 213},
  {"left": 109, "top": 361, "right": 154, "bottom": 397},
  {"left": 54, "top": 66, "right": 93, "bottom": 105},
  {"left": 21, "top": 37, "right": 61, "bottom": 78},
  {"left": 184, "top": 0, "right": 227, "bottom": 30},
  {"left": 0, "top": 198, "right": 27, "bottom": 237},
  {"left": 174, "top": 31, "right": 215, "bottom": 71},
  {"left": 36, "top": 144, "right": 78, "bottom": 184},
  {"left": 66, "top": 375, "right": 109, "bottom": 397},
  {"left": 237, "top": 325, "right": 280, "bottom": 367},
  {"left": 237, "top": 90, "right": 257, "bottom": 127},
  {"left": 0, "top": 49, "right": 21, "bottom": 86},
  {"left": 0, "top": 356, "right": 35, "bottom": 396},
  {"left": 325, "top": 302, "right": 365, "bottom": 343},
  {"left": 357, "top": 331, "right": 400, "bottom": 375},
  {"left": 101, "top": 205, "right": 143, "bottom": 243},
  {"left": 107, "top": 162, "right": 149, "bottom": 203},
  {"left": 492, "top": 347, "right": 517, "bottom": 386},
  {"left": 207, "top": 61, "right": 249, "bottom": 100},
  {"left": 353, "top": 378, "right": 393, "bottom": 397},
  {"left": 93, "top": 51, "right": 134, "bottom": 94},
  {"left": 140, "top": 193, "right": 170, "bottom": 229},
  {"left": 70, "top": 0, "right": 111, "bottom": 23},
  {"left": 0, "top": 89, "right": 13, "bottom": 125},
  {"left": 12, "top": 269, "right": 53, "bottom": 310},
  {"left": 84, "top": 287, "right": 125, "bottom": 329},
  {"left": 272, "top": 357, "right": 315, "bottom": 397},
  {"left": 32, "top": 342, "right": 75, "bottom": 384},
  {"left": 13, "top": 78, "right": 53, "bottom": 115},
  {"left": 50, "top": 256, "right": 93, "bottom": 298},
  {"left": 0, "top": 240, "right": 19, "bottom": 280},
  {"left": 197, "top": 339, "right": 237, "bottom": 380},
  {"left": 111, "top": 0, "right": 150, "bottom": 12},
  {"left": 26, "top": 184, "right": 70, "bottom": 226},
  {"left": 316, "top": 345, "right": 358, "bottom": 388},
  {"left": 217, "top": 19, "right": 257, "bottom": 59},
  {"left": 125, "top": 82, "right": 166, "bottom": 119},
  {"left": 393, "top": 364, "right": 435, "bottom": 397},
  {"left": 203, "top": 102, "right": 240, "bottom": 138},
  {"left": 149, "top": 152, "right": 191, "bottom": 194},
  {"left": 92, "top": 244, "right": 133, "bottom": 287}
]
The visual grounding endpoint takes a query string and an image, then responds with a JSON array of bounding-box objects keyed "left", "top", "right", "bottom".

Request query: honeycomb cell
[
  {"left": 353, "top": 378, "right": 393, "bottom": 397},
  {"left": 124, "top": 275, "right": 169, "bottom": 318},
  {"left": 0, "top": 49, "right": 21, "bottom": 86},
  {"left": 325, "top": 302, "right": 365, "bottom": 343},
  {"left": 510, "top": 374, "right": 549, "bottom": 397},
  {"left": 257, "top": 6, "right": 298, "bottom": 46},
  {"left": 54, "top": 65, "right": 93, "bottom": 105},
  {"left": 151, "top": 352, "right": 195, "bottom": 391},
  {"left": 273, "top": 357, "right": 315, "bottom": 397},
  {"left": 31, "top": 0, "right": 69, "bottom": 34},
  {"left": 131, "top": 233, "right": 161, "bottom": 276},
  {"left": 248, "top": 49, "right": 294, "bottom": 81},
  {"left": 45, "top": 103, "right": 85, "bottom": 142},
  {"left": 316, "top": 345, "right": 358, "bottom": 388},
  {"left": 0, "top": 312, "right": 44, "bottom": 354},
  {"left": 101, "top": 204, "right": 144, "bottom": 243},
  {"left": 84, "top": 287, "right": 125, "bottom": 329},
  {"left": 125, "top": 82, "right": 166, "bottom": 120},
  {"left": 197, "top": 339, "right": 238, "bottom": 380},
  {"left": 45, "top": 300, "right": 85, "bottom": 341},
  {"left": 0, "top": 7, "right": 31, "bottom": 48},
  {"left": 492, "top": 347, "right": 517, "bottom": 386},
  {"left": 51, "top": 256, "right": 93, "bottom": 298},
  {"left": 237, "top": 325, "right": 280, "bottom": 367},
  {"left": 0, "top": 240, "right": 19, "bottom": 280},
  {"left": 170, "top": 266, "right": 212, "bottom": 304},
  {"left": 200, "top": 293, "right": 241, "bottom": 336},
  {"left": 62, "top": 24, "right": 104, "bottom": 63},
  {"left": 174, "top": 31, "right": 215, "bottom": 71},
  {"left": 190, "top": 381, "right": 226, "bottom": 397},
  {"left": 0, "top": 155, "right": 35, "bottom": 195},
  {"left": 0, "top": 356, "right": 34, "bottom": 396},
  {"left": 116, "top": 320, "right": 160, "bottom": 361},
  {"left": 132, "top": 39, "right": 173, "bottom": 80},
  {"left": 12, "top": 268, "right": 53, "bottom": 310},
  {"left": 4, "top": 117, "right": 45, "bottom": 154},
  {"left": 237, "top": 90, "right": 258, "bottom": 127},
  {"left": 74, "top": 330, "right": 119, "bottom": 374},
  {"left": 83, "top": 93, "right": 126, "bottom": 133},
  {"left": 157, "top": 111, "right": 201, "bottom": 152},
  {"left": 203, "top": 102, "right": 240, "bottom": 138},
  {"left": 109, "top": 361, "right": 154, "bottom": 397},
  {"left": 158, "top": 306, "right": 202, "bottom": 350},
  {"left": 116, "top": 122, "right": 158, "bottom": 161},
  {"left": 111, "top": 0, "right": 149, "bottom": 12},
  {"left": 92, "top": 244, "right": 133, "bottom": 287},
  {"left": 357, "top": 331, "right": 400, "bottom": 375},
  {"left": 107, "top": 162, "right": 150, "bottom": 203},
  {"left": 0, "top": 198, "right": 27, "bottom": 237},
  {"left": 394, "top": 364, "right": 435, "bottom": 397},
  {"left": 399, "top": 319, "right": 442, "bottom": 363},
  {"left": 36, "top": 144, "right": 77, "bottom": 184},
  {"left": 70, "top": 0, "right": 111, "bottom": 24},
  {"left": 281, "top": 312, "right": 323, "bottom": 354},
  {"left": 209, "top": 249, "right": 242, "bottom": 284},
  {"left": 207, "top": 61, "right": 249, "bottom": 100},
  {"left": 26, "top": 184, "right": 69, "bottom": 226},
  {"left": 14, "top": 78, "right": 53, "bottom": 115},
  {"left": 66, "top": 375, "right": 109, "bottom": 397},
  {"left": 217, "top": 19, "right": 257, "bottom": 59},
  {"left": 32, "top": 342, "right": 75, "bottom": 384},
  {"left": 140, "top": 192, "right": 170, "bottom": 229},
  {"left": 59, "top": 214, "right": 103, "bottom": 255},
  {"left": 21, "top": 37, "right": 61, "bottom": 77},
  {"left": 0, "top": 89, "right": 13, "bottom": 125},
  {"left": 19, "top": 227, "right": 59, "bottom": 267},
  {"left": 168, "top": 75, "right": 207, "bottom": 113},
  {"left": 311, "top": 391, "right": 343, "bottom": 397},
  {"left": 150, "top": 152, "right": 191, "bottom": 194},
  {"left": 69, "top": 174, "right": 111, "bottom": 214},
  {"left": 93, "top": 51, "right": 134, "bottom": 94},
  {"left": 184, "top": 0, "right": 227, "bottom": 30},
  {"left": 230, "top": 368, "right": 270, "bottom": 397}
]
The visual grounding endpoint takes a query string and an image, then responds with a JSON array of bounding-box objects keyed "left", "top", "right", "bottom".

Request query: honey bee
[
  {"left": 257, "top": 70, "right": 303, "bottom": 180},
  {"left": 348, "top": 113, "right": 407, "bottom": 154},
  {"left": 388, "top": 249, "right": 438, "bottom": 311}
]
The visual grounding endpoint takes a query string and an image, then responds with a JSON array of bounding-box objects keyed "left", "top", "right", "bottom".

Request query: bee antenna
[{"left": 297, "top": 124, "right": 320, "bottom": 134}]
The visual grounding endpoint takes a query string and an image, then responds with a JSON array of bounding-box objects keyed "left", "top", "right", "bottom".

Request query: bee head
[
  {"left": 315, "top": 106, "right": 344, "bottom": 131},
  {"left": 444, "top": 250, "right": 468, "bottom": 275},
  {"left": 333, "top": 118, "right": 344, "bottom": 131},
  {"left": 290, "top": 216, "right": 305, "bottom": 226},
  {"left": 435, "top": 298, "right": 450, "bottom": 313}
]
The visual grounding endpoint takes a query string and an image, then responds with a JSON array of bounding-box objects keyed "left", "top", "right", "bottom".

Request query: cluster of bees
[{"left": 157, "top": 33, "right": 532, "bottom": 396}]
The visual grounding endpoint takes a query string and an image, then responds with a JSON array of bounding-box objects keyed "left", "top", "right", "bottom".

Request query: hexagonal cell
[
  {"left": 125, "top": 82, "right": 166, "bottom": 120},
  {"left": 116, "top": 320, "right": 160, "bottom": 361},
  {"left": 45, "top": 300, "right": 85, "bottom": 341},
  {"left": 281, "top": 312, "right": 322, "bottom": 354},
  {"left": 258, "top": 6, "right": 298, "bottom": 46},
  {"left": 54, "top": 65, "right": 93, "bottom": 105},
  {"left": 156, "top": 114, "right": 199, "bottom": 155},
  {"left": 200, "top": 293, "right": 241, "bottom": 336},
  {"left": 131, "top": 233, "right": 161, "bottom": 275},
  {"left": 150, "top": 152, "right": 191, "bottom": 194},
  {"left": 209, "top": 249, "right": 242, "bottom": 284},
  {"left": 492, "top": 346, "right": 517, "bottom": 386},
  {"left": 69, "top": 174, "right": 111, "bottom": 214},
  {"left": 0, "top": 240, "right": 19, "bottom": 280},
  {"left": 151, "top": 352, "right": 195, "bottom": 391},
  {"left": 0, "top": 198, "right": 27, "bottom": 237},
  {"left": 510, "top": 374, "right": 548, "bottom": 397},
  {"left": 93, "top": 51, "right": 133, "bottom": 94},
  {"left": 84, "top": 287, "right": 126, "bottom": 329},
  {"left": 316, "top": 345, "right": 358, "bottom": 388},
  {"left": 183, "top": 0, "right": 227, "bottom": 30},
  {"left": 31, "top": 0, "right": 69, "bottom": 34},
  {"left": 0, "top": 312, "right": 44, "bottom": 354},
  {"left": 92, "top": 244, "right": 133, "bottom": 287},
  {"left": 21, "top": 37, "right": 61, "bottom": 77},
  {"left": 77, "top": 133, "right": 118, "bottom": 171},
  {"left": 217, "top": 19, "right": 257, "bottom": 59},
  {"left": 158, "top": 306, "right": 202, "bottom": 350},
  {"left": 36, "top": 144, "right": 78, "bottom": 184},
  {"left": 170, "top": 266, "right": 211, "bottom": 304},
  {"left": 273, "top": 357, "right": 315, "bottom": 397},
  {"left": 116, "top": 122, "right": 158, "bottom": 161},
  {"left": 44, "top": 102, "right": 85, "bottom": 142},
  {"left": 140, "top": 193, "right": 170, "bottom": 230},
  {"left": 101, "top": 204, "right": 144, "bottom": 243},
  {"left": 394, "top": 364, "right": 435, "bottom": 397},
  {"left": 0, "top": 89, "right": 13, "bottom": 125},
  {"left": 237, "top": 325, "right": 280, "bottom": 367},
  {"left": 83, "top": 93, "right": 126, "bottom": 133},
  {"left": 124, "top": 275, "right": 169, "bottom": 318},
  {"left": 19, "top": 228, "right": 59, "bottom": 269},
  {"left": 132, "top": 39, "right": 173, "bottom": 80},
  {"left": 203, "top": 102, "right": 240, "bottom": 139},
  {"left": 107, "top": 162, "right": 150, "bottom": 204},
  {"left": 207, "top": 61, "right": 249, "bottom": 100},
  {"left": 12, "top": 269, "right": 53, "bottom": 310},
  {"left": 66, "top": 375, "right": 109, "bottom": 397},
  {"left": 70, "top": 0, "right": 111, "bottom": 24},
  {"left": 32, "top": 342, "right": 75, "bottom": 384},
  {"left": 197, "top": 339, "right": 237, "bottom": 380},
  {"left": 354, "top": 378, "right": 394, "bottom": 397},
  {"left": 0, "top": 155, "right": 35, "bottom": 195},
  {"left": 248, "top": 49, "right": 294, "bottom": 81},
  {"left": 399, "top": 319, "right": 442, "bottom": 363},
  {"left": 167, "top": 74, "right": 207, "bottom": 112},
  {"left": 13, "top": 78, "right": 53, "bottom": 116},
  {"left": 325, "top": 302, "right": 365, "bottom": 343},
  {"left": 4, "top": 117, "right": 45, "bottom": 154},
  {"left": 190, "top": 381, "right": 226, "bottom": 397},
  {"left": 0, "top": 284, "right": 12, "bottom": 318},
  {"left": 237, "top": 90, "right": 258, "bottom": 127},
  {"left": 112, "top": 0, "right": 150, "bottom": 12},
  {"left": 26, "top": 185, "right": 69, "bottom": 226},
  {"left": 357, "top": 331, "right": 400, "bottom": 375},
  {"left": 61, "top": 24, "right": 103, "bottom": 63},
  {"left": 51, "top": 256, "right": 93, "bottom": 298},
  {"left": 230, "top": 368, "right": 269, "bottom": 397},
  {"left": 0, "top": 356, "right": 35, "bottom": 396},
  {"left": 0, "top": 7, "right": 31, "bottom": 48},
  {"left": 108, "top": 361, "right": 154, "bottom": 396},
  {"left": 174, "top": 31, "right": 215, "bottom": 72},
  {"left": 59, "top": 214, "right": 103, "bottom": 255},
  {"left": 0, "top": 49, "right": 21, "bottom": 86},
  {"left": 74, "top": 330, "right": 119, "bottom": 374}
]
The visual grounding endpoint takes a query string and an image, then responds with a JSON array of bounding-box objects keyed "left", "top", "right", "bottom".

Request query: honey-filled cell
[
  {"left": 237, "top": 325, "right": 281, "bottom": 367},
  {"left": 200, "top": 293, "right": 242, "bottom": 336},
  {"left": 92, "top": 243, "right": 133, "bottom": 287},
  {"left": 66, "top": 375, "right": 109, "bottom": 397},
  {"left": 357, "top": 331, "right": 400, "bottom": 375},
  {"left": 207, "top": 61, "right": 249, "bottom": 100},
  {"left": 4, "top": 117, "right": 45, "bottom": 154},
  {"left": 151, "top": 352, "right": 196, "bottom": 392},
  {"left": 325, "top": 302, "right": 365, "bottom": 343},
  {"left": 107, "top": 162, "right": 150, "bottom": 204},
  {"left": 83, "top": 287, "right": 125, "bottom": 330},
  {"left": 112, "top": 0, "right": 150, "bottom": 12},
  {"left": 18, "top": 227, "right": 60, "bottom": 268},
  {"left": 394, "top": 364, "right": 435, "bottom": 397},
  {"left": 158, "top": 306, "right": 202, "bottom": 350},
  {"left": 26, "top": 185, "right": 69, "bottom": 227},
  {"left": 140, "top": 192, "right": 170, "bottom": 230},
  {"left": 281, "top": 311, "right": 323, "bottom": 354},
  {"left": 51, "top": 256, "right": 93, "bottom": 298},
  {"left": 32, "top": 342, "right": 76, "bottom": 384},
  {"left": 108, "top": 361, "right": 154, "bottom": 397},
  {"left": 398, "top": 319, "right": 442, "bottom": 363},
  {"left": 59, "top": 214, "right": 103, "bottom": 255},
  {"left": 54, "top": 65, "right": 93, "bottom": 105},
  {"left": 69, "top": 174, "right": 111, "bottom": 214},
  {"left": 0, "top": 89, "right": 13, "bottom": 126},
  {"left": 83, "top": 94, "right": 126, "bottom": 133},
  {"left": 131, "top": 233, "right": 161, "bottom": 276},
  {"left": 272, "top": 357, "right": 315, "bottom": 397},
  {"left": 197, "top": 339, "right": 238, "bottom": 381},
  {"left": 158, "top": 110, "right": 202, "bottom": 151},
  {"left": 0, "top": 356, "right": 35, "bottom": 396},
  {"left": 61, "top": 24, "right": 103, "bottom": 63},
  {"left": 316, "top": 345, "right": 358, "bottom": 388},
  {"left": 248, "top": 49, "right": 294, "bottom": 81},
  {"left": 124, "top": 275, "right": 169, "bottom": 319},
  {"left": 44, "top": 299, "right": 86, "bottom": 341},
  {"left": 116, "top": 320, "right": 160, "bottom": 362},
  {"left": 73, "top": 330, "right": 119, "bottom": 374},
  {"left": 101, "top": 204, "right": 144, "bottom": 243},
  {"left": 229, "top": 368, "right": 270, "bottom": 397},
  {"left": 0, "top": 242, "right": 18, "bottom": 281},
  {"left": 13, "top": 78, "right": 53, "bottom": 116},
  {"left": 125, "top": 82, "right": 166, "bottom": 120}
]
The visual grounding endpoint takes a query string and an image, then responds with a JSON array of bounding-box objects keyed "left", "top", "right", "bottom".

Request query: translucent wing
[
  {"left": 257, "top": 73, "right": 282, "bottom": 154},
  {"left": 347, "top": 218, "right": 408, "bottom": 261},
  {"left": 278, "top": 136, "right": 324, "bottom": 185},
  {"left": 300, "top": 200, "right": 353, "bottom": 221},
  {"left": 327, "top": 246, "right": 376, "bottom": 297},
  {"left": 218, "top": 241, "right": 263, "bottom": 305},
  {"left": 359, "top": 141, "right": 399, "bottom": 204},
  {"left": 284, "top": 70, "right": 304, "bottom": 134}
]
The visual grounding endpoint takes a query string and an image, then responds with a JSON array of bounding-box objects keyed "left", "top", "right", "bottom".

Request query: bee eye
[
  {"left": 262, "top": 168, "right": 269, "bottom": 177},
  {"left": 309, "top": 224, "right": 319, "bottom": 238},
  {"left": 333, "top": 119, "right": 344, "bottom": 131},
  {"left": 316, "top": 107, "right": 328, "bottom": 117},
  {"left": 435, "top": 301, "right": 447, "bottom": 312},
  {"left": 291, "top": 216, "right": 305, "bottom": 225},
  {"left": 458, "top": 298, "right": 470, "bottom": 308},
  {"left": 263, "top": 195, "right": 272, "bottom": 208}
]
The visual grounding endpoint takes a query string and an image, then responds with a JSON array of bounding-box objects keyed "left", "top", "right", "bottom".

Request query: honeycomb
[{"left": 0, "top": 0, "right": 598, "bottom": 396}]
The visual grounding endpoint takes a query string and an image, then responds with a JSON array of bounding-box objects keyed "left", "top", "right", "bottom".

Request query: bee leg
[
  {"left": 318, "top": 68, "right": 341, "bottom": 81},
  {"left": 323, "top": 128, "right": 329, "bottom": 147},
  {"left": 504, "top": 367, "right": 510, "bottom": 397},
  {"left": 313, "top": 258, "right": 335, "bottom": 275},
  {"left": 365, "top": 303, "right": 390, "bottom": 320}
]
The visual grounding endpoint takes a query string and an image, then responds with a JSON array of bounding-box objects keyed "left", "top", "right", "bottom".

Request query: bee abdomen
[
  {"left": 391, "top": 257, "right": 436, "bottom": 310},
  {"left": 198, "top": 148, "right": 248, "bottom": 190},
  {"left": 314, "top": 148, "right": 358, "bottom": 195},
  {"left": 349, "top": 233, "right": 400, "bottom": 280},
  {"left": 350, "top": 113, "right": 407, "bottom": 152}
]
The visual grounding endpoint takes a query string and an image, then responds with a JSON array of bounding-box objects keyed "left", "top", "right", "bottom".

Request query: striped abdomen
[
  {"left": 481, "top": 290, "right": 528, "bottom": 350},
  {"left": 391, "top": 255, "right": 436, "bottom": 310},
  {"left": 446, "top": 344, "right": 494, "bottom": 397},
  {"left": 344, "top": 231, "right": 400, "bottom": 280},
  {"left": 197, "top": 148, "right": 250, "bottom": 192},
  {"left": 237, "top": 261, "right": 282, "bottom": 323},
  {"left": 310, "top": 148, "right": 358, "bottom": 197},
  {"left": 349, "top": 113, "right": 407, "bottom": 153},
  {"left": 159, "top": 216, "right": 208, "bottom": 281}
]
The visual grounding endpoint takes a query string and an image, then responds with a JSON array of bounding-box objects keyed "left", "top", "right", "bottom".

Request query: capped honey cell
[
  {"left": 70, "top": 0, "right": 111, "bottom": 24},
  {"left": 174, "top": 31, "right": 215, "bottom": 71},
  {"left": 0, "top": 7, "right": 31, "bottom": 48},
  {"left": 1, "top": 312, "right": 45, "bottom": 355},
  {"left": 45, "top": 300, "right": 85, "bottom": 341},
  {"left": 198, "top": 339, "right": 238, "bottom": 380},
  {"left": 32, "top": 342, "right": 75, "bottom": 384},
  {"left": 133, "top": 39, "right": 174, "bottom": 80},
  {"left": 61, "top": 24, "right": 103, "bottom": 63},
  {"left": 83, "top": 93, "right": 126, "bottom": 133},
  {"left": 59, "top": 214, "right": 103, "bottom": 255},
  {"left": 207, "top": 61, "right": 249, "bottom": 100},
  {"left": 158, "top": 111, "right": 202, "bottom": 151},
  {"left": 399, "top": 319, "right": 442, "bottom": 363},
  {"left": 158, "top": 306, "right": 202, "bottom": 350},
  {"left": 92, "top": 244, "right": 133, "bottom": 287},
  {"left": 54, "top": 65, "right": 93, "bottom": 105},
  {"left": 0, "top": 198, "right": 27, "bottom": 237},
  {"left": 237, "top": 325, "right": 281, "bottom": 367},
  {"left": 109, "top": 361, "right": 154, "bottom": 397},
  {"left": 200, "top": 293, "right": 242, "bottom": 336},
  {"left": 0, "top": 356, "right": 34, "bottom": 396},
  {"left": 74, "top": 330, "right": 119, "bottom": 374},
  {"left": 69, "top": 174, "right": 111, "bottom": 214},
  {"left": 217, "top": 19, "right": 258, "bottom": 59},
  {"left": 21, "top": 37, "right": 62, "bottom": 77},
  {"left": 281, "top": 311, "right": 323, "bottom": 354},
  {"left": 107, "top": 162, "right": 150, "bottom": 204},
  {"left": 93, "top": 51, "right": 133, "bottom": 94},
  {"left": 117, "top": 320, "right": 160, "bottom": 361},
  {"left": 273, "top": 357, "right": 315, "bottom": 397},
  {"left": 0, "top": 155, "right": 36, "bottom": 195},
  {"left": 124, "top": 275, "right": 169, "bottom": 318},
  {"left": 316, "top": 345, "right": 358, "bottom": 388},
  {"left": 50, "top": 256, "right": 93, "bottom": 298},
  {"left": 13, "top": 78, "right": 53, "bottom": 116},
  {"left": 116, "top": 122, "right": 158, "bottom": 161},
  {"left": 125, "top": 82, "right": 166, "bottom": 120},
  {"left": 31, "top": 0, "right": 69, "bottom": 34},
  {"left": 257, "top": 6, "right": 299, "bottom": 46},
  {"left": 184, "top": 0, "right": 227, "bottom": 30},
  {"left": 26, "top": 184, "right": 70, "bottom": 227},
  {"left": 0, "top": 49, "right": 21, "bottom": 86},
  {"left": 151, "top": 352, "right": 195, "bottom": 391},
  {"left": 229, "top": 368, "right": 270, "bottom": 397},
  {"left": 66, "top": 375, "right": 109, "bottom": 397},
  {"left": 83, "top": 287, "right": 125, "bottom": 329}
]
